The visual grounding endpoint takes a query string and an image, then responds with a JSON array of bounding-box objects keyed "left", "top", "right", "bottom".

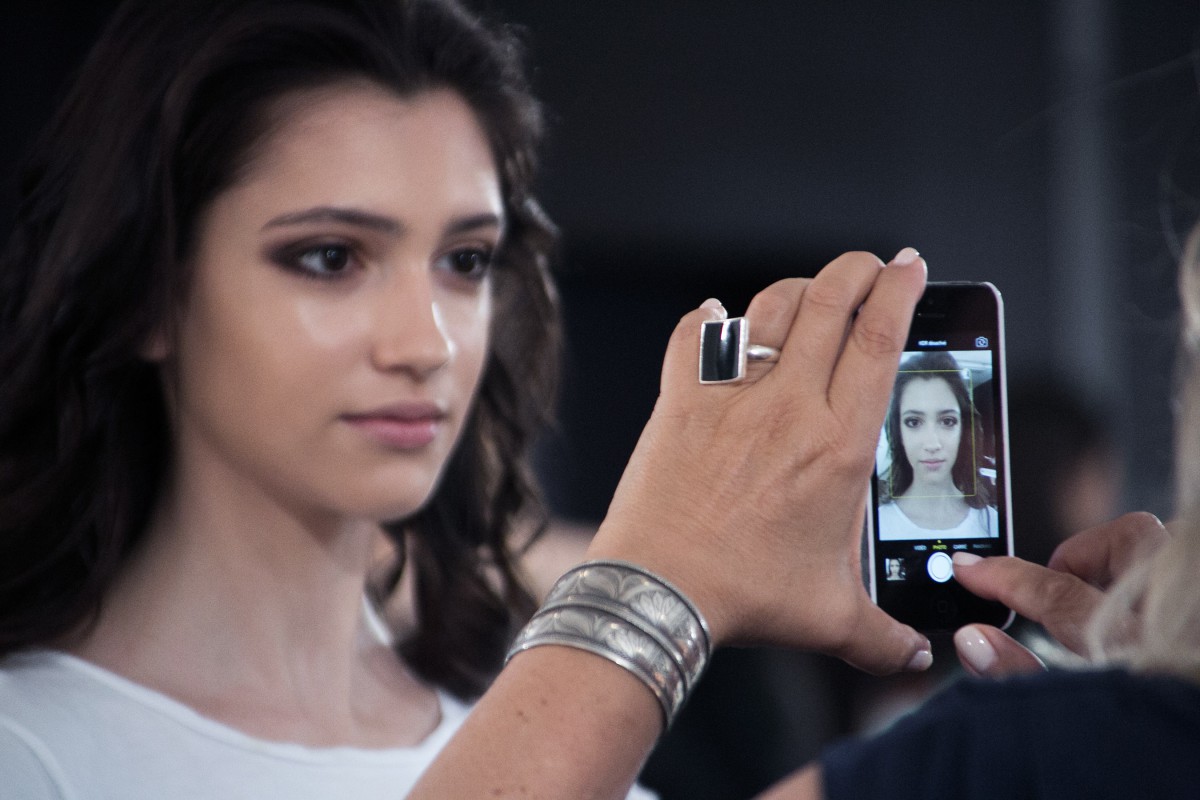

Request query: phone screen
[{"left": 866, "top": 283, "right": 1014, "bottom": 631}]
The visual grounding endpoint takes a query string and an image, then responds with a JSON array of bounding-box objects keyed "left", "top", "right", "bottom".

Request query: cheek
[
  {"left": 219, "top": 285, "right": 360, "bottom": 390},
  {"left": 292, "top": 294, "right": 375, "bottom": 354},
  {"left": 442, "top": 289, "right": 492, "bottom": 391},
  {"left": 172, "top": 274, "right": 353, "bottom": 437}
]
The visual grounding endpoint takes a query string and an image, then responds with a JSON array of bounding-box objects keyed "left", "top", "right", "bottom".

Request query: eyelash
[
  {"left": 435, "top": 246, "right": 496, "bottom": 284},
  {"left": 268, "top": 241, "right": 497, "bottom": 284},
  {"left": 270, "top": 240, "right": 360, "bottom": 280},
  {"left": 903, "top": 416, "right": 960, "bottom": 429}
]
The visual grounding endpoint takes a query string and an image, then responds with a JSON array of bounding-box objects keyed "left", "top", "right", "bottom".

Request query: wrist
[
  {"left": 507, "top": 559, "right": 712, "bottom": 729},
  {"left": 584, "top": 529, "right": 736, "bottom": 647}
]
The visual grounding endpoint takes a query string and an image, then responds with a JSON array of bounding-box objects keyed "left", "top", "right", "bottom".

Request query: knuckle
[
  {"left": 757, "top": 407, "right": 803, "bottom": 449},
  {"left": 801, "top": 421, "right": 869, "bottom": 477},
  {"left": 765, "top": 276, "right": 810, "bottom": 297},
  {"left": 851, "top": 317, "right": 905, "bottom": 356},
  {"left": 1027, "top": 571, "right": 1083, "bottom": 614},
  {"left": 751, "top": 277, "right": 806, "bottom": 306},
  {"left": 802, "top": 279, "right": 851, "bottom": 314},
  {"left": 746, "top": 289, "right": 794, "bottom": 328},
  {"left": 825, "top": 434, "right": 869, "bottom": 474},
  {"left": 830, "top": 250, "right": 884, "bottom": 270}
]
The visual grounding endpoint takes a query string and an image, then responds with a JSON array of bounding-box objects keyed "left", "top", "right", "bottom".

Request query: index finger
[{"left": 952, "top": 554, "right": 1103, "bottom": 654}]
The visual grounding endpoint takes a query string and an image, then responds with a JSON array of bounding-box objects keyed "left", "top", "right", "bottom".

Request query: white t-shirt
[
  {"left": 0, "top": 650, "right": 657, "bottom": 799},
  {"left": 877, "top": 502, "right": 999, "bottom": 540}
]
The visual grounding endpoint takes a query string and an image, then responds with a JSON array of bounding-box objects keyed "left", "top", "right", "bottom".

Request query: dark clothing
[{"left": 821, "top": 667, "right": 1200, "bottom": 799}]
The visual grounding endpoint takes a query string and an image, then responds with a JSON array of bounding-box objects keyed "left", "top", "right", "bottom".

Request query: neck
[{"left": 70, "top": 453, "right": 435, "bottom": 747}]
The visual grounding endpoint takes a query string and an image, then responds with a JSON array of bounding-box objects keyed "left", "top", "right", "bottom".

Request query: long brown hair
[{"left": 0, "top": 0, "right": 559, "bottom": 700}]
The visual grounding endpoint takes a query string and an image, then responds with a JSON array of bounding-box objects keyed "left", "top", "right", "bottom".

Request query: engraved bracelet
[{"left": 506, "top": 560, "right": 712, "bottom": 728}]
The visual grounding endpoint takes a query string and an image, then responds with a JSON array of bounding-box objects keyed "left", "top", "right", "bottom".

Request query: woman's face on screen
[
  {"left": 898, "top": 376, "right": 962, "bottom": 490},
  {"left": 158, "top": 83, "right": 500, "bottom": 522}
]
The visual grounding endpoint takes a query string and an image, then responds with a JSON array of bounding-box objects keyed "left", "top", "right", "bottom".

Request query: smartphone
[{"left": 864, "top": 282, "right": 1014, "bottom": 632}]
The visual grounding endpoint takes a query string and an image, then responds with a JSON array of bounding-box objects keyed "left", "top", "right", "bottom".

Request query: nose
[
  {"left": 920, "top": 428, "right": 942, "bottom": 453},
  {"left": 369, "top": 267, "right": 453, "bottom": 379}
]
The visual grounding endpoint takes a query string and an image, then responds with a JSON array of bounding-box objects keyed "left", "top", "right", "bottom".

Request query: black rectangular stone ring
[{"left": 698, "top": 316, "right": 749, "bottom": 383}]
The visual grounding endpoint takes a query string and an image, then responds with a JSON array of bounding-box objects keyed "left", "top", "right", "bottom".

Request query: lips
[
  {"left": 342, "top": 402, "right": 446, "bottom": 449},
  {"left": 919, "top": 459, "right": 946, "bottom": 471}
]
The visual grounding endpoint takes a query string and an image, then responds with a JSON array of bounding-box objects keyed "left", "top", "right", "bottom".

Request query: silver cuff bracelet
[{"left": 506, "top": 560, "right": 712, "bottom": 728}]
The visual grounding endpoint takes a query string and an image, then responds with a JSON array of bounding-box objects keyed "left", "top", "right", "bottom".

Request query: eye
[
  {"left": 295, "top": 244, "right": 353, "bottom": 276},
  {"left": 437, "top": 247, "right": 495, "bottom": 283},
  {"left": 270, "top": 241, "right": 360, "bottom": 280},
  {"left": 940, "top": 415, "right": 960, "bottom": 429},
  {"left": 903, "top": 416, "right": 921, "bottom": 429}
]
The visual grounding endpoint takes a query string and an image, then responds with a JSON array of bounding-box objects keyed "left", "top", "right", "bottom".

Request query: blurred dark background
[
  {"left": 4, "top": 1, "right": 1199, "bottom": 797},
  {"left": 483, "top": 0, "right": 1200, "bottom": 527}
]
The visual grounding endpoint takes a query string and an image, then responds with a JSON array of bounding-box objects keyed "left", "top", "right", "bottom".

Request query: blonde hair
[{"left": 1087, "top": 225, "right": 1200, "bottom": 681}]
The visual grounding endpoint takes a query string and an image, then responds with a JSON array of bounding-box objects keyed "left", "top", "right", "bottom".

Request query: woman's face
[
  {"left": 163, "top": 84, "right": 500, "bottom": 523},
  {"left": 898, "top": 376, "right": 963, "bottom": 491}
]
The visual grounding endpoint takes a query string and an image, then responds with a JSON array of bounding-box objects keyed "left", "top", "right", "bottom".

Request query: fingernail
[
  {"left": 890, "top": 247, "right": 921, "bottom": 266},
  {"left": 700, "top": 297, "right": 727, "bottom": 318},
  {"left": 954, "top": 624, "right": 996, "bottom": 673},
  {"left": 906, "top": 643, "right": 933, "bottom": 671},
  {"left": 952, "top": 552, "right": 983, "bottom": 570}
]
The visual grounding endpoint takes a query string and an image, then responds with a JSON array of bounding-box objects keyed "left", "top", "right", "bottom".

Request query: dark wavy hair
[
  {"left": 0, "top": 0, "right": 559, "bottom": 700},
  {"left": 880, "top": 351, "right": 994, "bottom": 508}
]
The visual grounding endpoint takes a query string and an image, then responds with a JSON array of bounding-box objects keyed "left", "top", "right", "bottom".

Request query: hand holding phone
[{"left": 865, "top": 282, "right": 1015, "bottom": 632}]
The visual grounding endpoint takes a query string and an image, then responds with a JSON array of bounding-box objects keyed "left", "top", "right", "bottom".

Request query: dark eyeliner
[
  {"left": 441, "top": 245, "right": 496, "bottom": 282},
  {"left": 266, "top": 239, "right": 356, "bottom": 280}
]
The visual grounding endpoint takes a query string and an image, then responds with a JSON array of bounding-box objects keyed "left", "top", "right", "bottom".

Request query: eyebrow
[
  {"left": 446, "top": 212, "right": 504, "bottom": 236},
  {"left": 261, "top": 206, "right": 504, "bottom": 237},
  {"left": 263, "top": 206, "right": 403, "bottom": 234}
]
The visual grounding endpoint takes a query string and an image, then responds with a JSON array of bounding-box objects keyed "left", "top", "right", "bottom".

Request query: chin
[
  {"left": 310, "top": 457, "right": 450, "bottom": 524},
  {"left": 367, "top": 478, "right": 444, "bottom": 523},
  {"left": 359, "top": 489, "right": 438, "bottom": 524}
]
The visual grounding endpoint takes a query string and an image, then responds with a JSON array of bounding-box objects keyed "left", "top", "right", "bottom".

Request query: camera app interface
[{"left": 873, "top": 342, "right": 1005, "bottom": 588}]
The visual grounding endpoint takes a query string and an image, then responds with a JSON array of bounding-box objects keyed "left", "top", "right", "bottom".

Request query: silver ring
[
  {"left": 699, "top": 317, "right": 782, "bottom": 383},
  {"left": 746, "top": 344, "right": 780, "bottom": 363}
]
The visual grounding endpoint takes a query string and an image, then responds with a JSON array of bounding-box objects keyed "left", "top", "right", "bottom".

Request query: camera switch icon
[{"left": 975, "top": 336, "right": 989, "bottom": 348}]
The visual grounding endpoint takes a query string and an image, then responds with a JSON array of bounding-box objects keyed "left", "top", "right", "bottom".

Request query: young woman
[
  {"left": 0, "top": 0, "right": 653, "bottom": 796},
  {"left": 877, "top": 351, "right": 999, "bottom": 539}
]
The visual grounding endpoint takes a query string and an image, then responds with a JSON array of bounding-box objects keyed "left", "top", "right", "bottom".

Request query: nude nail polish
[
  {"left": 906, "top": 645, "right": 934, "bottom": 671},
  {"left": 890, "top": 247, "right": 921, "bottom": 266},
  {"left": 954, "top": 624, "right": 997, "bottom": 674}
]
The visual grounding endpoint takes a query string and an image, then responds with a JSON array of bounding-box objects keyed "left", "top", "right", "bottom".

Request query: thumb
[
  {"left": 832, "top": 600, "right": 932, "bottom": 676},
  {"left": 954, "top": 624, "right": 1046, "bottom": 678}
]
